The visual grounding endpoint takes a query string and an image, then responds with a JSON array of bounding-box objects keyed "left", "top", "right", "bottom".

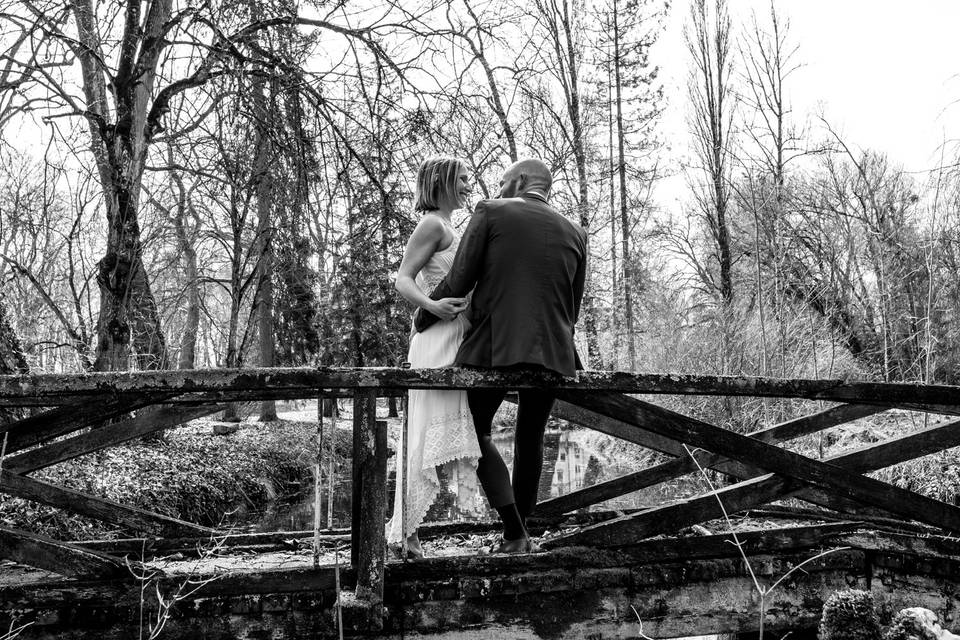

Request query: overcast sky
[{"left": 653, "top": 0, "right": 960, "bottom": 175}]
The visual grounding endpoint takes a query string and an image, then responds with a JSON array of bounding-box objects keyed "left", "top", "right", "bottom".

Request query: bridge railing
[{"left": 2, "top": 367, "right": 960, "bottom": 607}]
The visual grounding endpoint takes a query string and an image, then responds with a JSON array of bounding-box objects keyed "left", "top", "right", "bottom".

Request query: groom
[{"left": 414, "top": 158, "right": 588, "bottom": 552}]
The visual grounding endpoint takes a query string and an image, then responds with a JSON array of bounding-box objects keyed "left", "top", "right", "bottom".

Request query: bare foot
[
  {"left": 404, "top": 532, "right": 425, "bottom": 559},
  {"left": 492, "top": 536, "right": 543, "bottom": 554}
]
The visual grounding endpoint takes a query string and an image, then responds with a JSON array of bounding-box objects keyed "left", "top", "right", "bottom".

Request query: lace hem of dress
[
  {"left": 422, "top": 412, "right": 481, "bottom": 468},
  {"left": 385, "top": 410, "right": 479, "bottom": 544}
]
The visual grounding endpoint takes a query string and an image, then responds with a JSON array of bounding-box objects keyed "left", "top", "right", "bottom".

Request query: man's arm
[
  {"left": 572, "top": 228, "right": 588, "bottom": 323},
  {"left": 414, "top": 203, "right": 490, "bottom": 333},
  {"left": 571, "top": 228, "right": 588, "bottom": 370}
]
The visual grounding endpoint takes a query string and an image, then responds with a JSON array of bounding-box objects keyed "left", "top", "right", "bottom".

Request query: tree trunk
[
  {"left": 607, "top": 57, "right": 619, "bottom": 369},
  {"left": 252, "top": 72, "right": 277, "bottom": 422},
  {"left": 169, "top": 145, "right": 200, "bottom": 370},
  {"left": 613, "top": 1, "right": 637, "bottom": 369},
  {"left": 222, "top": 194, "right": 245, "bottom": 424},
  {"left": 72, "top": 0, "right": 171, "bottom": 372},
  {"left": 0, "top": 300, "right": 29, "bottom": 424},
  {"left": 555, "top": 0, "right": 601, "bottom": 368}
]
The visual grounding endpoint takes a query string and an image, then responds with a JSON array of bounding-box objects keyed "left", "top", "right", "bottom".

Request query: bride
[{"left": 386, "top": 156, "right": 481, "bottom": 558}]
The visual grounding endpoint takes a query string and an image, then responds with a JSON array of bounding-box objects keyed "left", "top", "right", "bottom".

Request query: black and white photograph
[{"left": 1, "top": 0, "right": 959, "bottom": 638}]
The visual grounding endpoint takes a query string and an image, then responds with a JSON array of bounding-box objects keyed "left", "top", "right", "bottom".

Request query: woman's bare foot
[{"left": 404, "top": 532, "right": 425, "bottom": 559}]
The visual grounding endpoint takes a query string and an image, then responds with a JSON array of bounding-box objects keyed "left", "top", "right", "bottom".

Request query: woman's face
[{"left": 452, "top": 166, "right": 472, "bottom": 208}]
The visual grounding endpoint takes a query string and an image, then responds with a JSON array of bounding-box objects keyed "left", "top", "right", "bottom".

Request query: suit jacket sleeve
[
  {"left": 571, "top": 228, "right": 588, "bottom": 370},
  {"left": 572, "top": 228, "right": 588, "bottom": 323},
  {"left": 413, "top": 203, "right": 490, "bottom": 333}
]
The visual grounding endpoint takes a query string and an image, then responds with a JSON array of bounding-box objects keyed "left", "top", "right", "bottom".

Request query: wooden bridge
[{"left": 1, "top": 368, "right": 959, "bottom": 639}]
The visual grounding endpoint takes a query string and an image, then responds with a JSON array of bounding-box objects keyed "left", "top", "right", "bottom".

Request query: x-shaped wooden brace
[{"left": 544, "top": 392, "right": 960, "bottom": 548}]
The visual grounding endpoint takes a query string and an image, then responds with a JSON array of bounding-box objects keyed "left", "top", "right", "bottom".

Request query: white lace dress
[{"left": 386, "top": 232, "right": 481, "bottom": 544}]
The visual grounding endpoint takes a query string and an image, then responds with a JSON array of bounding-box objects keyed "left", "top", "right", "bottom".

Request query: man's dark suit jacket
[{"left": 414, "top": 192, "right": 588, "bottom": 378}]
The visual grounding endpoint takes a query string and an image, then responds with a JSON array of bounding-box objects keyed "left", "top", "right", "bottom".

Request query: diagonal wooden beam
[
  {"left": 4, "top": 403, "right": 226, "bottom": 474},
  {"left": 0, "top": 525, "right": 131, "bottom": 578},
  {"left": 551, "top": 399, "right": 883, "bottom": 458},
  {"left": 544, "top": 412, "right": 960, "bottom": 548},
  {"left": 558, "top": 392, "right": 960, "bottom": 533},
  {"left": 0, "top": 470, "right": 216, "bottom": 537},
  {"left": 537, "top": 402, "right": 883, "bottom": 516},
  {"left": 1, "top": 392, "right": 175, "bottom": 454}
]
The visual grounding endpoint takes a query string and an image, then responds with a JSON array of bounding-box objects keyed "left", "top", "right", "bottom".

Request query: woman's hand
[{"left": 428, "top": 297, "right": 467, "bottom": 322}]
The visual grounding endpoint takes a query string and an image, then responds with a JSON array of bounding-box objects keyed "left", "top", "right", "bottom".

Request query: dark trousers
[{"left": 467, "top": 387, "right": 556, "bottom": 521}]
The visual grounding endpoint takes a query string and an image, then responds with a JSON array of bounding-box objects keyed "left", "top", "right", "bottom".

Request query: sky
[{"left": 652, "top": 0, "right": 960, "bottom": 177}]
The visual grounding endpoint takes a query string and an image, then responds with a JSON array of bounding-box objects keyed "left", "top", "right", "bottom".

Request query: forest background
[{"left": 1, "top": 0, "right": 960, "bottom": 432}]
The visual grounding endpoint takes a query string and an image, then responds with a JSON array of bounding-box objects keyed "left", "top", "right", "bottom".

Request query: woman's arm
[{"left": 395, "top": 216, "right": 466, "bottom": 321}]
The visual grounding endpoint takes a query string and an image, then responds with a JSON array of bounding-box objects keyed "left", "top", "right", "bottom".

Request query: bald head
[{"left": 499, "top": 158, "right": 553, "bottom": 199}]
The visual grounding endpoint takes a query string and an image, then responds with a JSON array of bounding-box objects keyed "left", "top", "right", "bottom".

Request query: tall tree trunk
[
  {"left": 613, "top": 1, "right": 637, "bottom": 368},
  {"left": 168, "top": 145, "right": 200, "bottom": 370},
  {"left": 222, "top": 193, "right": 245, "bottom": 424},
  {"left": 252, "top": 73, "right": 277, "bottom": 422},
  {"left": 607, "top": 57, "right": 619, "bottom": 369},
  {"left": 553, "top": 0, "right": 601, "bottom": 368}
]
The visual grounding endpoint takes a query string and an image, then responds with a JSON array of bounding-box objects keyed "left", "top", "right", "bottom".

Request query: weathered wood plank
[
  {"left": 0, "top": 392, "right": 174, "bottom": 454},
  {"left": 355, "top": 416, "right": 388, "bottom": 605},
  {"left": 545, "top": 414, "right": 960, "bottom": 547},
  {"left": 537, "top": 457, "right": 694, "bottom": 516},
  {"left": 553, "top": 399, "right": 904, "bottom": 519},
  {"left": 0, "top": 526, "right": 129, "bottom": 578},
  {"left": 4, "top": 367, "right": 960, "bottom": 407},
  {"left": 4, "top": 404, "right": 226, "bottom": 474},
  {"left": 0, "top": 470, "right": 216, "bottom": 536},
  {"left": 350, "top": 389, "right": 377, "bottom": 569},
  {"left": 559, "top": 392, "right": 960, "bottom": 533},
  {"left": 537, "top": 402, "right": 883, "bottom": 515}
]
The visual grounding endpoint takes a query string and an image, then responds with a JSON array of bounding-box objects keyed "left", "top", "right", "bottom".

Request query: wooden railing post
[{"left": 350, "top": 389, "right": 387, "bottom": 604}]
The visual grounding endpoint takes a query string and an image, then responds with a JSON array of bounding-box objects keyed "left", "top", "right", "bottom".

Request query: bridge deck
[
  {"left": 2, "top": 367, "right": 959, "bottom": 637},
  {"left": 2, "top": 520, "right": 959, "bottom": 639}
]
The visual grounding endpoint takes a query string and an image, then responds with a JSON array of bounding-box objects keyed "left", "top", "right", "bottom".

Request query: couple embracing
[{"left": 387, "top": 156, "right": 587, "bottom": 557}]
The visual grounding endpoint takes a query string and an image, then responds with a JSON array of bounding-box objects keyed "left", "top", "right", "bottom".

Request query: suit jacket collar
[{"left": 520, "top": 191, "right": 549, "bottom": 205}]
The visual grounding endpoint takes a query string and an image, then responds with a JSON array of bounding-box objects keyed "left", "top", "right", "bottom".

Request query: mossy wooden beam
[
  {"left": 4, "top": 403, "right": 226, "bottom": 474},
  {"left": 0, "top": 392, "right": 175, "bottom": 453},
  {"left": 2, "top": 367, "right": 960, "bottom": 407},
  {"left": 0, "top": 526, "right": 130, "bottom": 579},
  {"left": 0, "top": 470, "right": 216, "bottom": 537}
]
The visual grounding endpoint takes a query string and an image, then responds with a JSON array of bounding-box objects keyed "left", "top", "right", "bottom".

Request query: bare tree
[
  {"left": 0, "top": 0, "right": 420, "bottom": 371},
  {"left": 686, "top": 0, "right": 737, "bottom": 306}
]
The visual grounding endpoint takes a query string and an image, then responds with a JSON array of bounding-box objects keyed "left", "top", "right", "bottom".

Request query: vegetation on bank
[{"left": 0, "top": 419, "right": 339, "bottom": 540}]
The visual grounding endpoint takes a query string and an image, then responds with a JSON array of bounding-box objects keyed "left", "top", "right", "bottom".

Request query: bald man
[{"left": 414, "top": 158, "right": 588, "bottom": 553}]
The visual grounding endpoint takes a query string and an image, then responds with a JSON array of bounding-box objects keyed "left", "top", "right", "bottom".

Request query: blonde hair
[{"left": 413, "top": 156, "right": 467, "bottom": 212}]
